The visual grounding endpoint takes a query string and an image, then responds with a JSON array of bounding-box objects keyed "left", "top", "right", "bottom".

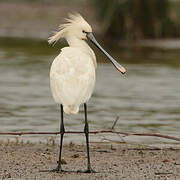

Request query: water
[{"left": 0, "top": 38, "right": 180, "bottom": 145}]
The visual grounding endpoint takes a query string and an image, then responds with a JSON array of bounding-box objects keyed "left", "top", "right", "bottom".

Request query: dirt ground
[{"left": 0, "top": 142, "right": 179, "bottom": 180}]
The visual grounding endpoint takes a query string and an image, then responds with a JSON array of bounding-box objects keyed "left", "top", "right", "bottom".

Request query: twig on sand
[
  {"left": 0, "top": 131, "right": 179, "bottom": 142},
  {"left": 0, "top": 117, "right": 180, "bottom": 142},
  {"left": 111, "top": 116, "right": 119, "bottom": 130},
  {"left": 155, "top": 172, "right": 173, "bottom": 175}
]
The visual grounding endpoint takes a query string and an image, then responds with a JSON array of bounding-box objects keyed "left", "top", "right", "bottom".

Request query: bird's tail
[{"left": 63, "top": 105, "right": 79, "bottom": 114}]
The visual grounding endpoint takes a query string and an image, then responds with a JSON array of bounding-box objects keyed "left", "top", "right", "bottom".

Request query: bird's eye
[{"left": 82, "top": 30, "right": 86, "bottom": 33}]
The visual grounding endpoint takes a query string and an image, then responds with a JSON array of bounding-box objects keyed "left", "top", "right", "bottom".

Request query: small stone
[
  {"left": 174, "top": 162, "right": 180, "bottom": 165},
  {"left": 72, "top": 154, "right": 79, "bottom": 158},
  {"left": 162, "top": 159, "right": 169, "bottom": 163},
  {"left": 138, "top": 150, "right": 144, "bottom": 155}
]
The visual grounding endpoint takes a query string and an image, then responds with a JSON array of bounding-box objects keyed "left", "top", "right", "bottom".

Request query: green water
[{"left": 0, "top": 37, "right": 180, "bottom": 145}]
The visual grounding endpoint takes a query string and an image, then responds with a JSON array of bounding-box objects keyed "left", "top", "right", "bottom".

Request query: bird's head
[
  {"left": 48, "top": 14, "right": 92, "bottom": 43},
  {"left": 65, "top": 14, "right": 93, "bottom": 41},
  {"left": 48, "top": 13, "right": 126, "bottom": 74}
]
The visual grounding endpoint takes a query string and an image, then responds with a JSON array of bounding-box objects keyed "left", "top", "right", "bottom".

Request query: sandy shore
[{"left": 0, "top": 142, "right": 179, "bottom": 180}]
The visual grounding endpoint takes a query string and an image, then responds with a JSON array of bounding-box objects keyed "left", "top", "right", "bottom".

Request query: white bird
[{"left": 48, "top": 13, "right": 126, "bottom": 173}]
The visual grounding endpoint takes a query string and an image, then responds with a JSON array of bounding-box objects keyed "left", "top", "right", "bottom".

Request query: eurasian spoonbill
[{"left": 48, "top": 13, "right": 126, "bottom": 173}]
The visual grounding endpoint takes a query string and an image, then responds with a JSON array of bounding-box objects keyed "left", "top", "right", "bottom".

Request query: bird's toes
[{"left": 77, "top": 168, "right": 97, "bottom": 173}]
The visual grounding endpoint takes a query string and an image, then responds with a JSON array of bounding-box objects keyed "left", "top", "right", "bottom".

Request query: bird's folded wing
[{"left": 50, "top": 47, "right": 95, "bottom": 105}]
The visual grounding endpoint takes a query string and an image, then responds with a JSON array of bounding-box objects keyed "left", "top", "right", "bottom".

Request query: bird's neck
[{"left": 66, "top": 37, "right": 97, "bottom": 68}]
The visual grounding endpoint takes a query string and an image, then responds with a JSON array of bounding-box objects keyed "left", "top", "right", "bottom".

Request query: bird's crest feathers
[{"left": 48, "top": 13, "right": 91, "bottom": 45}]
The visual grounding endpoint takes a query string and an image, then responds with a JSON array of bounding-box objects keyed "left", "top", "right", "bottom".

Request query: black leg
[
  {"left": 78, "top": 103, "right": 96, "bottom": 173},
  {"left": 51, "top": 104, "right": 65, "bottom": 172}
]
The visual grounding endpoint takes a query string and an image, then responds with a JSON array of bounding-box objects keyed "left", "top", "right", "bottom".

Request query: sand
[{"left": 0, "top": 142, "right": 180, "bottom": 180}]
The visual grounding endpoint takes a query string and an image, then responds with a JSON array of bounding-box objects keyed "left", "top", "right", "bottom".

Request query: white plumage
[
  {"left": 50, "top": 47, "right": 96, "bottom": 114},
  {"left": 49, "top": 14, "right": 96, "bottom": 114}
]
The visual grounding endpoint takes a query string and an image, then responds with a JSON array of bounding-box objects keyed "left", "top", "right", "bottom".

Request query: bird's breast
[
  {"left": 50, "top": 48, "right": 96, "bottom": 91},
  {"left": 50, "top": 49, "right": 96, "bottom": 106}
]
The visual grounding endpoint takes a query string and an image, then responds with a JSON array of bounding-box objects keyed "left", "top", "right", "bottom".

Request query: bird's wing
[{"left": 50, "top": 47, "right": 95, "bottom": 106}]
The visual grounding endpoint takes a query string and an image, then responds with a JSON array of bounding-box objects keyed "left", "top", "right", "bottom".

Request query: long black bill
[{"left": 87, "top": 32, "right": 126, "bottom": 74}]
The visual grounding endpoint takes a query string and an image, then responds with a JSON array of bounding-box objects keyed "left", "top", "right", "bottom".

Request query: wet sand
[{"left": 0, "top": 142, "right": 180, "bottom": 180}]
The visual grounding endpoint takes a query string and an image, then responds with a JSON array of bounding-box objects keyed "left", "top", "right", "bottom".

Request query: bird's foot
[
  {"left": 39, "top": 165, "right": 67, "bottom": 173},
  {"left": 77, "top": 168, "right": 97, "bottom": 173},
  {"left": 50, "top": 166, "right": 68, "bottom": 173}
]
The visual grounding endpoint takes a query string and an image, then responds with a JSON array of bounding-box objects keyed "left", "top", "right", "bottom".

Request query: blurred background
[{"left": 0, "top": 0, "right": 180, "bottom": 145}]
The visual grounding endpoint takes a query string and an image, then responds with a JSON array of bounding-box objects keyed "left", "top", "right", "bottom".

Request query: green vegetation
[{"left": 93, "top": 0, "right": 180, "bottom": 40}]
